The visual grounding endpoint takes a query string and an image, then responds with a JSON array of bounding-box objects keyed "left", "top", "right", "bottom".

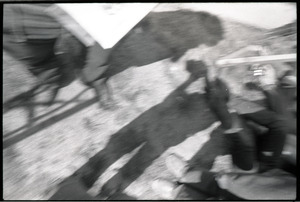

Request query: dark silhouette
[
  {"left": 102, "top": 10, "right": 224, "bottom": 78},
  {"left": 51, "top": 60, "right": 223, "bottom": 199}
]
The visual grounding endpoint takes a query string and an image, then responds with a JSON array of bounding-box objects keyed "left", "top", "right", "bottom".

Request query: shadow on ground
[
  {"left": 3, "top": 10, "right": 224, "bottom": 152},
  {"left": 51, "top": 69, "right": 224, "bottom": 199},
  {"left": 188, "top": 126, "right": 229, "bottom": 170},
  {"left": 102, "top": 10, "right": 224, "bottom": 78}
]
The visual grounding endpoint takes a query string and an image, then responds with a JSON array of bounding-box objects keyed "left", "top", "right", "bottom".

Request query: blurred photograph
[{"left": 3, "top": 2, "right": 297, "bottom": 200}]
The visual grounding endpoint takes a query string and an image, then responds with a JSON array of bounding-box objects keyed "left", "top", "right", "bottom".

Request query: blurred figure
[
  {"left": 3, "top": 4, "right": 75, "bottom": 104},
  {"left": 3, "top": 4, "right": 111, "bottom": 110},
  {"left": 206, "top": 72, "right": 295, "bottom": 172},
  {"left": 245, "top": 67, "right": 296, "bottom": 135},
  {"left": 152, "top": 65, "right": 296, "bottom": 200},
  {"left": 245, "top": 67, "right": 296, "bottom": 173}
]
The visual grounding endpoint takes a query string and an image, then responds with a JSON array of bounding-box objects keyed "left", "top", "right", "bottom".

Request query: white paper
[{"left": 53, "top": 3, "right": 157, "bottom": 49}]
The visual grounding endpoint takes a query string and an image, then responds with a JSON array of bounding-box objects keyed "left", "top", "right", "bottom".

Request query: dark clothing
[
  {"left": 205, "top": 77, "right": 232, "bottom": 129},
  {"left": 4, "top": 33, "right": 58, "bottom": 77},
  {"left": 264, "top": 86, "right": 296, "bottom": 135},
  {"left": 4, "top": 4, "right": 61, "bottom": 41},
  {"left": 3, "top": 4, "right": 69, "bottom": 87},
  {"left": 3, "top": 32, "right": 78, "bottom": 95},
  {"left": 241, "top": 110, "right": 287, "bottom": 172},
  {"left": 3, "top": 4, "right": 91, "bottom": 107},
  {"left": 244, "top": 84, "right": 296, "bottom": 171},
  {"left": 205, "top": 77, "right": 291, "bottom": 172},
  {"left": 174, "top": 106, "right": 293, "bottom": 200},
  {"left": 176, "top": 76, "right": 296, "bottom": 200},
  {"left": 3, "top": 4, "right": 110, "bottom": 107}
]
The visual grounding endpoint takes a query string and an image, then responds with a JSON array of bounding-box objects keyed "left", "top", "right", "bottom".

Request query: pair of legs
[{"left": 239, "top": 84, "right": 296, "bottom": 172}]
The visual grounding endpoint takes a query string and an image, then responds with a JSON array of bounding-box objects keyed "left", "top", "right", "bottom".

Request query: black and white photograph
[{"left": 3, "top": 2, "right": 297, "bottom": 200}]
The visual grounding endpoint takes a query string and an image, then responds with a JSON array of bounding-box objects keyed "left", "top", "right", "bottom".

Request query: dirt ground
[{"left": 3, "top": 4, "right": 296, "bottom": 200}]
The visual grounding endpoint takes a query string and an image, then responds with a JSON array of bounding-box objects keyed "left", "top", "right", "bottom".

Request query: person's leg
[
  {"left": 205, "top": 75, "right": 256, "bottom": 171},
  {"left": 223, "top": 111, "right": 257, "bottom": 171},
  {"left": 55, "top": 30, "right": 88, "bottom": 87},
  {"left": 278, "top": 134, "right": 296, "bottom": 176},
  {"left": 228, "top": 134, "right": 256, "bottom": 171},
  {"left": 241, "top": 110, "right": 287, "bottom": 172},
  {"left": 91, "top": 77, "right": 113, "bottom": 109}
]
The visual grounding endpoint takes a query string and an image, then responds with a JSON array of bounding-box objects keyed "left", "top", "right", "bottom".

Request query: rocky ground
[{"left": 3, "top": 4, "right": 296, "bottom": 200}]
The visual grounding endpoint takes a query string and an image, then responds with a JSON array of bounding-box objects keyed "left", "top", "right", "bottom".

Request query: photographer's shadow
[{"left": 56, "top": 62, "right": 220, "bottom": 200}]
